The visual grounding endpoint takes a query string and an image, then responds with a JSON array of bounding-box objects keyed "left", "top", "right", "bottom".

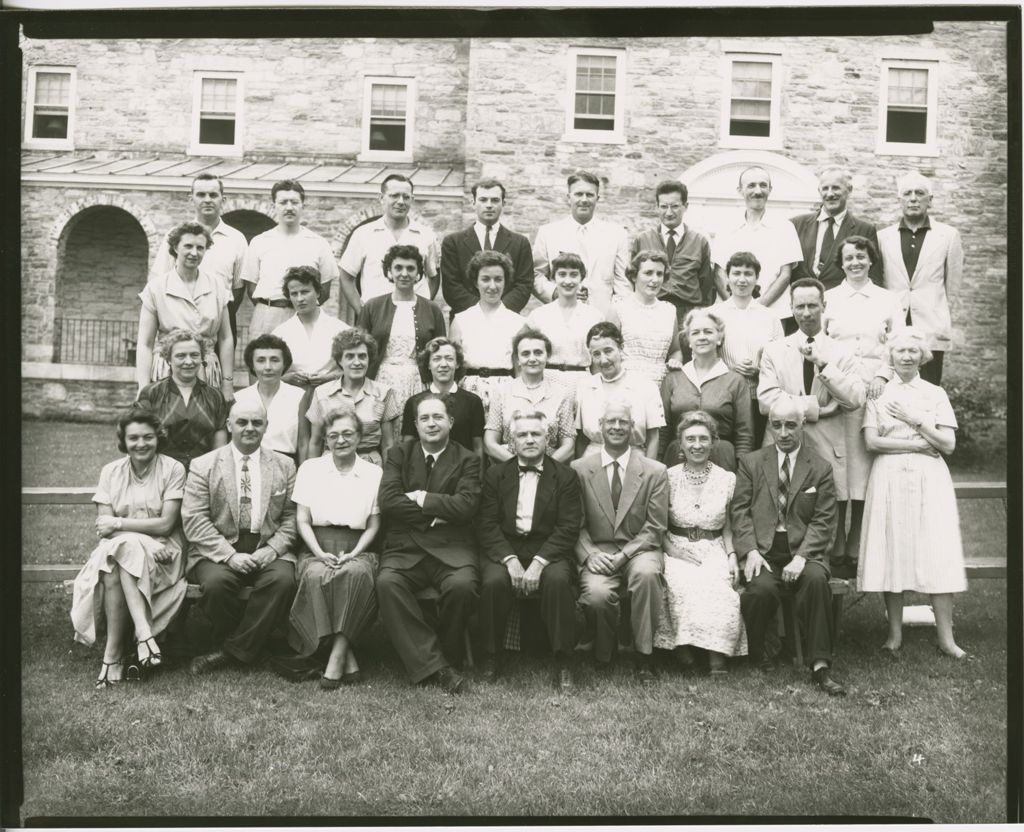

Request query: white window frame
[
  {"left": 189, "top": 71, "right": 244, "bottom": 157},
  {"left": 563, "top": 47, "right": 626, "bottom": 144},
  {"left": 718, "top": 52, "right": 783, "bottom": 151},
  {"left": 23, "top": 65, "right": 76, "bottom": 151},
  {"left": 359, "top": 76, "right": 416, "bottom": 163},
  {"left": 876, "top": 58, "right": 939, "bottom": 157}
]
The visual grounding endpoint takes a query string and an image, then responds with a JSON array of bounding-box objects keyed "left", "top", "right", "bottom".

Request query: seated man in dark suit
[
  {"left": 477, "top": 410, "right": 582, "bottom": 690},
  {"left": 730, "top": 395, "right": 846, "bottom": 696},
  {"left": 183, "top": 399, "right": 298, "bottom": 674},
  {"left": 572, "top": 399, "right": 669, "bottom": 682},
  {"left": 376, "top": 392, "right": 482, "bottom": 694}
]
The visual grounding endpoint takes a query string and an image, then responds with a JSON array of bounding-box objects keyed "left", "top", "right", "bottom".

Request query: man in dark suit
[
  {"left": 791, "top": 167, "right": 882, "bottom": 291},
  {"left": 730, "top": 395, "right": 846, "bottom": 696},
  {"left": 572, "top": 399, "right": 669, "bottom": 682},
  {"left": 440, "top": 178, "right": 534, "bottom": 317},
  {"left": 477, "top": 411, "right": 581, "bottom": 691},
  {"left": 376, "top": 392, "right": 482, "bottom": 693},
  {"left": 183, "top": 399, "right": 298, "bottom": 675}
]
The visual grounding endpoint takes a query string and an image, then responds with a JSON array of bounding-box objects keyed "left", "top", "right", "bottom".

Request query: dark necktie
[
  {"left": 817, "top": 216, "right": 835, "bottom": 273},
  {"left": 803, "top": 335, "right": 816, "bottom": 395},
  {"left": 424, "top": 453, "right": 435, "bottom": 486},
  {"left": 665, "top": 228, "right": 677, "bottom": 262},
  {"left": 610, "top": 461, "right": 622, "bottom": 510},
  {"left": 778, "top": 455, "right": 790, "bottom": 526},
  {"left": 484, "top": 224, "right": 493, "bottom": 251},
  {"left": 239, "top": 455, "right": 252, "bottom": 532},
  {"left": 519, "top": 465, "right": 541, "bottom": 476}
]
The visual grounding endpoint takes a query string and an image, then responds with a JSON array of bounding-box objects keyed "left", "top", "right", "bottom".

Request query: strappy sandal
[
  {"left": 137, "top": 636, "right": 162, "bottom": 669},
  {"left": 95, "top": 659, "right": 123, "bottom": 690}
]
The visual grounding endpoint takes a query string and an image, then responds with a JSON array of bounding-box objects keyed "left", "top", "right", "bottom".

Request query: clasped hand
[
  {"left": 94, "top": 516, "right": 121, "bottom": 538},
  {"left": 227, "top": 547, "right": 274, "bottom": 575},
  {"left": 505, "top": 557, "right": 545, "bottom": 595},
  {"left": 586, "top": 550, "right": 625, "bottom": 576}
]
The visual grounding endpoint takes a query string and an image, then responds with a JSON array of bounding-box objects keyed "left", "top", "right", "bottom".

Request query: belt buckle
[{"left": 687, "top": 527, "right": 701, "bottom": 542}]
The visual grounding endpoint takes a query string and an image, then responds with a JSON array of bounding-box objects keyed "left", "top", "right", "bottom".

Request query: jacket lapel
[
  {"left": 494, "top": 225, "right": 512, "bottom": 255},
  {"left": 258, "top": 451, "right": 276, "bottom": 532},
  {"left": 217, "top": 448, "right": 239, "bottom": 529},
  {"left": 880, "top": 226, "right": 910, "bottom": 286},
  {"left": 786, "top": 447, "right": 812, "bottom": 514},
  {"left": 461, "top": 226, "right": 481, "bottom": 258},
  {"left": 911, "top": 224, "right": 943, "bottom": 284},
  {"left": 531, "top": 462, "right": 556, "bottom": 530},
  {"left": 588, "top": 459, "right": 616, "bottom": 526},
  {"left": 430, "top": 443, "right": 459, "bottom": 492},
  {"left": 614, "top": 454, "right": 644, "bottom": 529},
  {"left": 761, "top": 446, "right": 780, "bottom": 509},
  {"left": 499, "top": 458, "right": 521, "bottom": 519}
]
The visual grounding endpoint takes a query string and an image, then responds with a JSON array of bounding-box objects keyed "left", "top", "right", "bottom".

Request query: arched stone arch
[{"left": 49, "top": 193, "right": 161, "bottom": 251}]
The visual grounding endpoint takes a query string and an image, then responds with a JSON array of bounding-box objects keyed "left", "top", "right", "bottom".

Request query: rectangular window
[
  {"left": 876, "top": 60, "right": 940, "bottom": 156},
  {"left": 719, "top": 52, "right": 782, "bottom": 149},
  {"left": 359, "top": 77, "right": 415, "bottom": 161},
  {"left": 189, "top": 71, "right": 243, "bottom": 156},
  {"left": 564, "top": 48, "right": 626, "bottom": 143},
  {"left": 24, "top": 66, "right": 76, "bottom": 150}
]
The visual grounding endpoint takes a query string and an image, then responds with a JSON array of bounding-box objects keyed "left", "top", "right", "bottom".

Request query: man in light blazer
[
  {"left": 476, "top": 411, "right": 581, "bottom": 690},
  {"left": 183, "top": 399, "right": 298, "bottom": 674},
  {"left": 533, "top": 169, "right": 630, "bottom": 317},
  {"left": 376, "top": 392, "right": 482, "bottom": 694},
  {"left": 571, "top": 398, "right": 668, "bottom": 682},
  {"left": 440, "top": 178, "right": 534, "bottom": 317},
  {"left": 877, "top": 171, "right": 963, "bottom": 385},
  {"left": 731, "top": 395, "right": 846, "bottom": 696},
  {"left": 790, "top": 167, "right": 882, "bottom": 291}
]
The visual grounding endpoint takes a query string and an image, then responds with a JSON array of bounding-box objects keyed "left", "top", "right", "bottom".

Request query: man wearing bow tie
[
  {"left": 183, "top": 399, "right": 298, "bottom": 675},
  {"left": 476, "top": 411, "right": 582, "bottom": 690},
  {"left": 376, "top": 393, "right": 482, "bottom": 694},
  {"left": 731, "top": 396, "right": 845, "bottom": 695}
]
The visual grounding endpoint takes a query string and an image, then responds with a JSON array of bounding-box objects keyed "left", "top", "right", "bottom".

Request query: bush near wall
[{"left": 943, "top": 376, "right": 1007, "bottom": 470}]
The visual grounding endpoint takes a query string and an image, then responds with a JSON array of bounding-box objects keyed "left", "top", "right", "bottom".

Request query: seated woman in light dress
[
  {"left": 233, "top": 334, "right": 306, "bottom": 465},
  {"left": 858, "top": 327, "right": 968, "bottom": 659},
  {"left": 70, "top": 407, "right": 188, "bottom": 688},
  {"left": 653, "top": 411, "right": 747, "bottom": 673},
  {"left": 607, "top": 249, "right": 681, "bottom": 387}
]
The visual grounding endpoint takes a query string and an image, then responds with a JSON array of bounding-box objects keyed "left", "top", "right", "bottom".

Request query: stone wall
[{"left": 22, "top": 378, "right": 137, "bottom": 422}]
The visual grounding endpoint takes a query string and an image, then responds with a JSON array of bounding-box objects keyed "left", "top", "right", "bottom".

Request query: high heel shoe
[
  {"left": 95, "top": 659, "right": 123, "bottom": 690},
  {"left": 137, "top": 636, "right": 162, "bottom": 669}
]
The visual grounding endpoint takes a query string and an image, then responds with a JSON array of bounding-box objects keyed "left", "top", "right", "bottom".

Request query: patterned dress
[
  {"left": 134, "top": 378, "right": 229, "bottom": 471},
  {"left": 653, "top": 464, "right": 748, "bottom": 655},
  {"left": 306, "top": 377, "right": 399, "bottom": 466},
  {"left": 374, "top": 299, "right": 423, "bottom": 418},
  {"left": 614, "top": 294, "right": 678, "bottom": 387}
]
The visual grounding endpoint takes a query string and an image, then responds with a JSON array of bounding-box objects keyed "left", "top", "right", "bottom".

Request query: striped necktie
[{"left": 778, "top": 455, "right": 790, "bottom": 526}]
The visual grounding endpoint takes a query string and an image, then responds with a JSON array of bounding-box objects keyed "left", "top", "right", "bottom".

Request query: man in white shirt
[
  {"left": 339, "top": 174, "right": 439, "bottom": 315},
  {"left": 532, "top": 170, "right": 630, "bottom": 316},
  {"left": 712, "top": 166, "right": 802, "bottom": 331},
  {"left": 242, "top": 179, "right": 339, "bottom": 340},
  {"left": 150, "top": 173, "right": 248, "bottom": 339}
]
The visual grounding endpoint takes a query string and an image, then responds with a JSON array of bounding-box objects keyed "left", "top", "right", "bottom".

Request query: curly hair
[
  {"left": 323, "top": 407, "right": 365, "bottom": 439},
  {"left": 885, "top": 326, "right": 934, "bottom": 368},
  {"left": 585, "top": 321, "right": 624, "bottom": 349},
  {"left": 627, "top": 249, "right": 670, "bottom": 285},
  {"left": 331, "top": 327, "right": 378, "bottom": 369},
  {"left": 467, "top": 249, "right": 514, "bottom": 286},
  {"left": 243, "top": 333, "right": 293, "bottom": 375},
  {"left": 281, "top": 265, "right": 322, "bottom": 302},
  {"left": 382, "top": 244, "right": 424, "bottom": 278},
  {"left": 676, "top": 409, "right": 719, "bottom": 444},
  {"left": 157, "top": 328, "right": 204, "bottom": 363},
  {"left": 416, "top": 336, "right": 465, "bottom": 383},
  {"left": 116, "top": 406, "right": 167, "bottom": 454},
  {"left": 834, "top": 234, "right": 880, "bottom": 270},
  {"left": 167, "top": 221, "right": 213, "bottom": 259},
  {"left": 512, "top": 327, "right": 552, "bottom": 359},
  {"left": 679, "top": 309, "right": 726, "bottom": 351}
]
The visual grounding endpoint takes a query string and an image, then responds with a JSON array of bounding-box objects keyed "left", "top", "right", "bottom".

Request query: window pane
[
  {"left": 729, "top": 60, "right": 773, "bottom": 137},
  {"left": 730, "top": 118, "right": 771, "bottom": 137},
  {"left": 200, "top": 78, "right": 237, "bottom": 115},
  {"left": 34, "top": 72, "right": 70, "bottom": 107},
  {"left": 32, "top": 111, "right": 68, "bottom": 139},
  {"left": 888, "top": 67, "right": 928, "bottom": 106},
  {"left": 369, "top": 120, "right": 406, "bottom": 151},
  {"left": 574, "top": 115, "right": 615, "bottom": 131},
  {"left": 371, "top": 84, "right": 407, "bottom": 118},
  {"left": 573, "top": 54, "right": 617, "bottom": 130},
  {"left": 730, "top": 99, "right": 771, "bottom": 119},
  {"left": 576, "top": 54, "right": 617, "bottom": 93},
  {"left": 199, "top": 117, "right": 235, "bottom": 145},
  {"left": 886, "top": 109, "right": 927, "bottom": 144}
]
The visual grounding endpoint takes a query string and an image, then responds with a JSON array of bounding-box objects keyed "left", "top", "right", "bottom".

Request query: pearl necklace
[{"left": 682, "top": 462, "right": 712, "bottom": 487}]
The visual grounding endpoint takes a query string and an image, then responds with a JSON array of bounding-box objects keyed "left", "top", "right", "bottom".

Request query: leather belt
[
  {"left": 463, "top": 367, "right": 512, "bottom": 378},
  {"left": 253, "top": 297, "right": 292, "bottom": 308},
  {"left": 667, "top": 524, "right": 722, "bottom": 542},
  {"left": 546, "top": 363, "right": 588, "bottom": 372}
]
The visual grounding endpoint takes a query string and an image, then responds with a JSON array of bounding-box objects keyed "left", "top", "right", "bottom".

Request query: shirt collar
[
  {"left": 898, "top": 216, "right": 932, "bottom": 232},
  {"left": 682, "top": 358, "right": 731, "bottom": 388},
  {"left": 164, "top": 268, "right": 215, "bottom": 300},
  {"left": 660, "top": 223, "right": 685, "bottom": 239},
  {"left": 422, "top": 443, "right": 449, "bottom": 463},
  {"left": 776, "top": 445, "right": 799, "bottom": 470},
  {"left": 816, "top": 208, "right": 847, "bottom": 226},
  {"left": 230, "top": 444, "right": 261, "bottom": 468},
  {"left": 516, "top": 456, "right": 544, "bottom": 473},
  {"left": 600, "top": 446, "right": 631, "bottom": 471},
  {"left": 371, "top": 216, "right": 423, "bottom": 235},
  {"left": 429, "top": 382, "right": 459, "bottom": 394},
  {"left": 474, "top": 220, "right": 502, "bottom": 235},
  {"left": 733, "top": 209, "right": 778, "bottom": 229},
  {"left": 893, "top": 373, "right": 924, "bottom": 388}
]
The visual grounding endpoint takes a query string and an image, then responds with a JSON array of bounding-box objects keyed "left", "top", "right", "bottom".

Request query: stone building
[{"left": 21, "top": 24, "right": 1008, "bottom": 419}]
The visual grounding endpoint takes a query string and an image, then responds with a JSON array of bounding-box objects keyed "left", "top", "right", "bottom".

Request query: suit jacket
[
  {"left": 791, "top": 210, "right": 882, "bottom": 290},
  {"left": 570, "top": 452, "right": 668, "bottom": 565},
  {"left": 440, "top": 224, "right": 534, "bottom": 315},
  {"left": 476, "top": 456, "right": 582, "bottom": 564},
  {"left": 356, "top": 294, "right": 447, "bottom": 379},
  {"left": 730, "top": 443, "right": 837, "bottom": 567},
  {"left": 182, "top": 445, "right": 297, "bottom": 571},
  {"left": 630, "top": 225, "right": 716, "bottom": 306},
  {"left": 877, "top": 219, "right": 963, "bottom": 351},
  {"left": 378, "top": 441, "right": 481, "bottom": 569}
]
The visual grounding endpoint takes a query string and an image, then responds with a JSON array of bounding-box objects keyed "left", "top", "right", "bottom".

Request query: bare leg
[
  {"left": 323, "top": 633, "right": 350, "bottom": 681},
  {"left": 100, "top": 569, "right": 128, "bottom": 682},
  {"left": 344, "top": 645, "right": 361, "bottom": 675},
  {"left": 932, "top": 593, "right": 966, "bottom": 658},
  {"left": 116, "top": 567, "right": 157, "bottom": 663},
  {"left": 882, "top": 591, "right": 903, "bottom": 650}
]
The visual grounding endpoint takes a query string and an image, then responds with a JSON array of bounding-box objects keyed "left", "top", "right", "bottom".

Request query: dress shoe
[
  {"left": 319, "top": 673, "right": 344, "bottom": 691},
  {"left": 434, "top": 666, "right": 468, "bottom": 695},
  {"left": 708, "top": 652, "right": 729, "bottom": 676},
  {"left": 555, "top": 665, "right": 575, "bottom": 693},
  {"left": 634, "top": 656, "right": 656, "bottom": 684},
  {"left": 342, "top": 670, "right": 364, "bottom": 685},
  {"left": 479, "top": 655, "right": 500, "bottom": 682},
  {"left": 756, "top": 656, "right": 776, "bottom": 674},
  {"left": 270, "top": 654, "right": 322, "bottom": 682},
  {"left": 878, "top": 645, "right": 902, "bottom": 661},
  {"left": 812, "top": 666, "right": 847, "bottom": 697},
  {"left": 189, "top": 650, "right": 231, "bottom": 676},
  {"left": 829, "top": 558, "right": 857, "bottom": 580}
]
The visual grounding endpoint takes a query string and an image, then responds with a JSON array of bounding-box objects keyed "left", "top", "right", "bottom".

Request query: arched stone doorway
[{"left": 53, "top": 205, "right": 148, "bottom": 364}]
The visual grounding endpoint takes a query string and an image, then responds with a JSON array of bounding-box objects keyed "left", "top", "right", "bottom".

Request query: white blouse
[
  {"left": 234, "top": 382, "right": 306, "bottom": 455},
  {"left": 451, "top": 304, "right": 528, "bottom": 369},
  {"left": 292, "top": 455, "right": 382, "bottom": 528}
]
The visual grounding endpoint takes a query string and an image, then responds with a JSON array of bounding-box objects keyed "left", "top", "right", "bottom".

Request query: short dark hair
[
  {"left": 567, "top": 170, "right": 601, "bottom": 191},
  {"left": 332, "top": 327, "right": 378, "bottom": 369},
  {"left": 191, "top": 172, "right": 224, "bottom": 196},
  {"left": 281, "top": 265, "right": 322, "bottom": 301},
  {"left": 551, "top": 252, "right": 587, "bottom": 278},
  {"left": 471, "top": 178, "right": 506, "bottom": 200},
  {"left": 586, "top": 321, "right": 624, "bottom": 349},
  {"left": 467, "top": 249, "right": 514, "bottom": 285},
  {"left": 512, "top": 327, "right": 552, "bottom": 360},
  {"left": 417, "top": 336, "right": 465, "bottom": 383},
  {"left": 789, "top": 277, "right": 826, "bottom": 301},
  {"left": 834, "top": 234, "right": 879, "bottom": 269},
  {"left": 381, "top": 173, "right": 414, "bottom": 195},
  {"left": 415, "top": 391, "right": 451, "bottom": 419},
  {"left": 655, "top": 179, "right": 688, "bottom": 204},
  {"left": 243, "top": 333, "right": 293, "bottom": 375},
  {"left": 627, "top": 249, "right": 670, "bottom": 284},
  {"left": 167, "top": 221, "right": 213, "bottom": 259},
  {"left": 116, "top": 406, "right": 166, "bottom": 454},
  {"left": 271, "top": 179, "right": 305, "bottom": 202},
  {"left": 725, "top": 250, "right": 762, "bottom": 277},
  {"left": 382, "top": 244, "right": 424, "bottom": 277}
]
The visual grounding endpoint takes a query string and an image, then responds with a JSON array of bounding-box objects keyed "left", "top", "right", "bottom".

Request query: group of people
[{"left": 71, "top": 161, "right": 969, "bottom": 694}]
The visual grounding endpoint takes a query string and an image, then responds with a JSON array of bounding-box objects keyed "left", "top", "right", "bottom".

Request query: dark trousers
[
  {"left": 189, "top": 532, "right": 297, "bottom": 664},
  {"left": 478, "top": 555, "right": 576, "bottom": 657},
  {"left": 739, "top": 531, "right": 835, "bottom": 666},
  {"left": 376, "top": 552, "right": 479, "bottom": 683}
]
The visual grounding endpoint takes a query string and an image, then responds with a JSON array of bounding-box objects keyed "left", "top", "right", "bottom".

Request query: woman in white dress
[
  {"left": 272, "top": 265, "right": 348, "bottom": 391},
  {"left": 607, "top": 249, "right": 681, "bottom": 387},
  {"left": 654, "top": 410, "right": 747, "bottom": 672},
  {"left": 525, "top": 252, "right": 604, "bottom": 394},
  {"left": 858, "top": 327, "right": 968, "bottom": 659},
  {"left": 234, "top": 333, "right": 306, "bottom": 464},
  {"left": 70, "top": 408, "right": 188, "bottom": 688},
  {"left": 449, "top": 250, "right": 527, "bottom": 414}
]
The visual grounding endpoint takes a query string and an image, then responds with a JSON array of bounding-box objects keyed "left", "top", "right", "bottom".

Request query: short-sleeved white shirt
[
  {"left": 576, "top": 371, "right": 666, "bottom": 453},
  {"left": 339, "top": 217, "right": 438, "bottom": 301},
  {"left": 271, "top": 312, "right": 350, "bottom": 378},
  {"left": 242, "top": 226, "right": 340, "bottom": 302},
  {"left": 450, "top": 304, "right": 528, "bottom": 370},
  {"left": 233, "top": 382, "right": 306, "bottom": 455},
  {"left": 292, "top": 454, "right": 382, "bottom": 528}
]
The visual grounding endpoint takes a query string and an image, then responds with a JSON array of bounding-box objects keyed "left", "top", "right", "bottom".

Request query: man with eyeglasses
[
  {"left": 730, "top": 395, "right": 846, "bottom": 696},
  {"left": 757, "top": 277, "right": 866, "bottom": 578},
  {"left": 183, "top": 399, "right": 298, "bottom": 675}
]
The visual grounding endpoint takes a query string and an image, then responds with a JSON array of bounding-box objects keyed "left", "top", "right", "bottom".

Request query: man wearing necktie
[
  {"left": 376, "top": 393, "right": 482, "bottom": 694},
  {"left": 571, "top": 399, "right": 669, "bottom": 682},
  {"left": 440, "top": 178, "right": 535, "bottom": 317},
  {"left": 476, "top": 411, "right": 582, "bottom": 690},
  {"left": 731, "top": 396, "right": 846, "bottom": 696},
  {"left": 183, "top": 399, "right": 298, "bottom": 675}
]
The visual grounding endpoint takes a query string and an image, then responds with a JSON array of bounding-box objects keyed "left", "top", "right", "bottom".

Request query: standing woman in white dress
[
  {"left": 449, "top": 250, "right": 527, "bottom": 414},
  {"left": 606, "top": 249, "right": 682, "bottom": 388},
  {"left": 858, "top": 327, "right": 968, "bottom": 659},
  {"left": 525, "top": 252, "right": 604, "bottom": 394}
]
